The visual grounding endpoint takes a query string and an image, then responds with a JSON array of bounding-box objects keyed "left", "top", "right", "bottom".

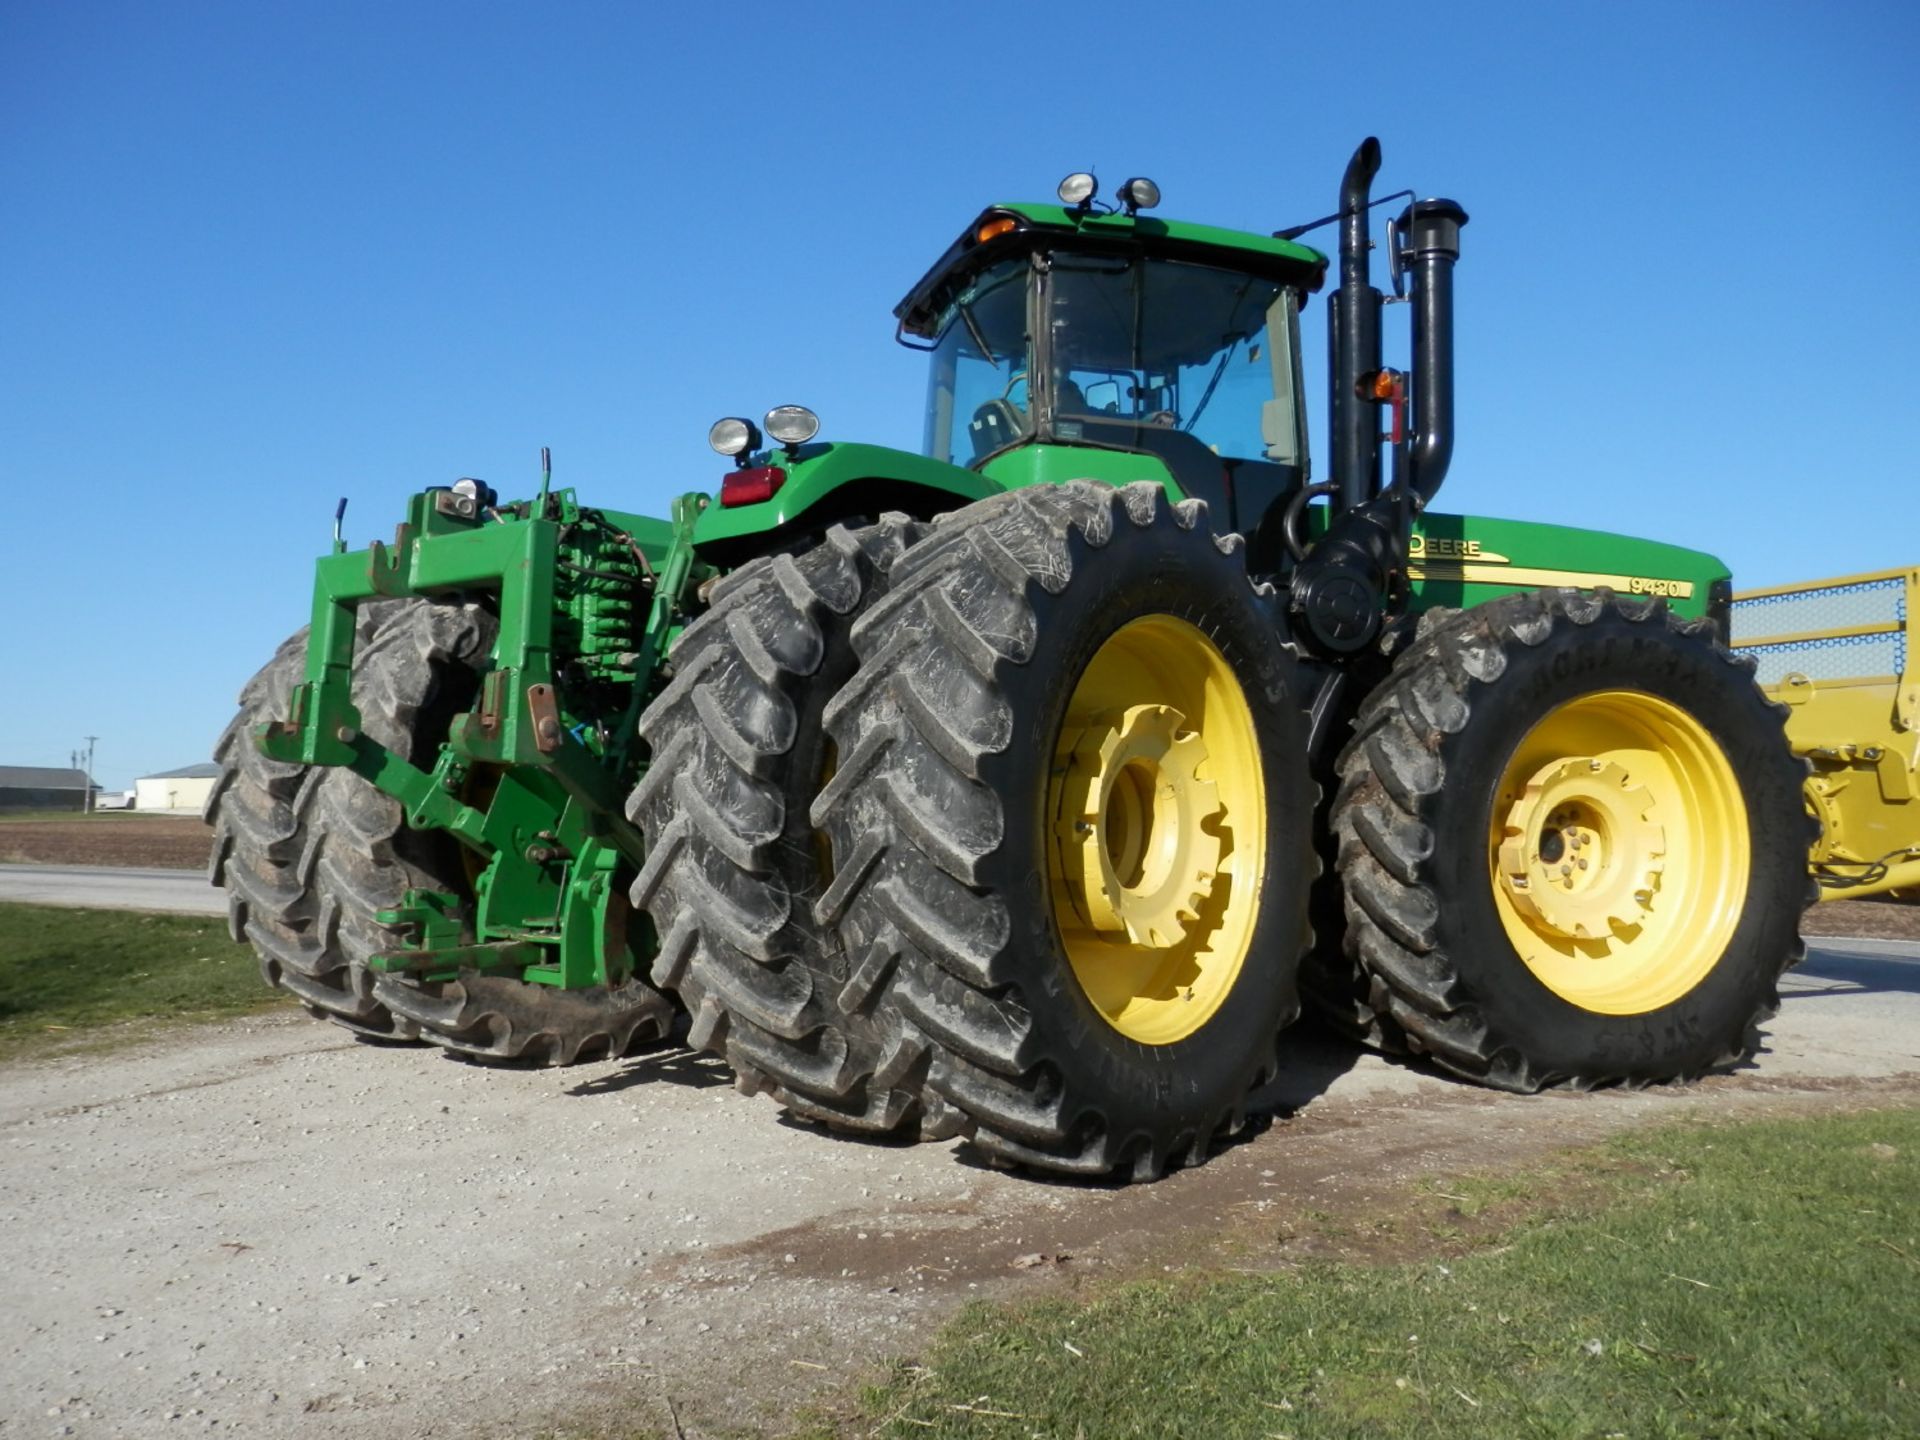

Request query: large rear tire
[
  {"left": 1295, "top": 623, "right": 1408, "bottom": 1048},
  {"left": 627, "top": 518, "right": 958, "bottom": 1133},
  {"left": 811, "top": 482, "right": 1316, "bottom": 1179},
  {"left": 1331, "top": 588, "right": 1812, "bottom": 1090},
  {"left": 213, "top": 598, "right": 674, "bottom": 1064},
  {"left": 208, "top": 619, "right": 414, "bottom": 1039},
  {"left": 348, "top": 601, "right": 673, "bottom": 1066}
]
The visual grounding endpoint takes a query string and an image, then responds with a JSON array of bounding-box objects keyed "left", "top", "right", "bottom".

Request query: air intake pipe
[
  {"left": 1289, "top": 146, "right": 1469, "bottom": 662},
  {"left": 1329, "top": 137, "right": 1383, "bottom": 511},
  {"left": 1395, "top": 198, "right": 1469, "bottom": 503}
]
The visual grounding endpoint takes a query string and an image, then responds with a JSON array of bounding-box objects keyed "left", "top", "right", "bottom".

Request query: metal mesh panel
[
  {"left": 1732, "top": 576, "right": 1907, "bottom": 684},
  {"left": 1737, "top": 632, "right": 1904, "bottom": 685},
  {"left": 1730, "top": 576, "right": 1903, "bottom": 639}
]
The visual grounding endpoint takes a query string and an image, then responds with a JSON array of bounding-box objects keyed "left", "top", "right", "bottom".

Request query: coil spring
[{"left": 555, "top": 521, "right": 645, "bottom": 685}]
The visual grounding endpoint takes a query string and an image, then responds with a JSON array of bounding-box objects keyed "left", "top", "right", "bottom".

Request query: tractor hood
[{"left": 1404, "top": 512, "right": 1731, "bottom": 622}]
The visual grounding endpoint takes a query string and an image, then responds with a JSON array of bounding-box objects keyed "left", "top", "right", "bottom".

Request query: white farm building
[{"left": 135, "top": 762, "right": 220, "bottom": 814}]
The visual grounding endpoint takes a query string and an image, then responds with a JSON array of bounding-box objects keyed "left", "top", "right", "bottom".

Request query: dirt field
[
  {"left": 1801, "top": 894, "right": 1920, "bottom": 940},
  {"left": 2, "top": 936, "right": 1916, "bottom": 1439},
  {"left": 0, "top": 815, "right": 210, "bottom": 870}
]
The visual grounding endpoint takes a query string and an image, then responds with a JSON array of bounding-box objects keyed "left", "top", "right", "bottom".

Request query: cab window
[{"left": 922, "top": 257, "right": 1031, "bottom": 466}]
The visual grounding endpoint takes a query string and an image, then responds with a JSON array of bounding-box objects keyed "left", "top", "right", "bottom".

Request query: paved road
[
  {"left": 1, "top": 935, "right": 1914, "bottom": 1438},
  {"left": 0, "top": 862, "right": 223, "bottom": 916},
  {"left": 1755, "top": 936, "right": 1920, "bottom": 1076}
]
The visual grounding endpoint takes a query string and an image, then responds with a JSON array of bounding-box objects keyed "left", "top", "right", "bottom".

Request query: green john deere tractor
[{"left": 211, "top": 139, "right": 1810, "bottom": 1180}]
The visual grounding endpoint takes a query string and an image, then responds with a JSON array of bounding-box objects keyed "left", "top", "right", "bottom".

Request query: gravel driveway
[{"left": 5, "top": 937, "right": 1917, "bottom": 1438}]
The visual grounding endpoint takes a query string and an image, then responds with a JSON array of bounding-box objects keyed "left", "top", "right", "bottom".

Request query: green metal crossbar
[{"left": 255, "top": 482, "right": 709, "bottom": 990}]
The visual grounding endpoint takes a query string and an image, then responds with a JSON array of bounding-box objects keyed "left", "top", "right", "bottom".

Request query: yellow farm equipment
[{"left": 1732, "top": 567, "right": 1920, "bottom": 900}]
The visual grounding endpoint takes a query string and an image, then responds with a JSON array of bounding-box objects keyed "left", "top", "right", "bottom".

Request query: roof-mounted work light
[
  {"left": 1057, "top": 172, "right": 1097, "bottom": 209},
  {"left": 1118, "top": 177, "right": 1160, "bottom": 215},
  {"left": 763, "top": 405, "right": 819, "bottom": 447},
  {"left": 708, "top": 416, "right": 761, "bottom": 466}
]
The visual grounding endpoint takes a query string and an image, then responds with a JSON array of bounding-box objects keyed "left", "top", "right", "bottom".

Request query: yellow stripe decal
[{"left": 1408, "top": 561, "right": 1695, "bottom": 600}]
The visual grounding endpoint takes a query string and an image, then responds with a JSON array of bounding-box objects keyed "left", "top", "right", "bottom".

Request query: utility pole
[{"left": 83, "top": 736, "right": 98, "bottom": 815}]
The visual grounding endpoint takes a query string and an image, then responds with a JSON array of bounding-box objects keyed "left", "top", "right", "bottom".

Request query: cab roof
[{"left": 895, "top": 202, "right": 1330, "bottom": 339}]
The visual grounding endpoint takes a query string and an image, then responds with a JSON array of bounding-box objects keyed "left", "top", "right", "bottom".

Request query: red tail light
[{"left": 719, "top": 466, "right": 786, "bottom": 508}]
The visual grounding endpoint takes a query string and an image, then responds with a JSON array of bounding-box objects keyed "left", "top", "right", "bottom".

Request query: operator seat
[{"left": 969, "top": 400, "right": 1025, "bottom": 461}]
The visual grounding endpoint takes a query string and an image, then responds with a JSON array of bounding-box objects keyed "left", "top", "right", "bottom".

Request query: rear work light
[{"left": 719, "top": 466, "right": 786, "bottom": 508}]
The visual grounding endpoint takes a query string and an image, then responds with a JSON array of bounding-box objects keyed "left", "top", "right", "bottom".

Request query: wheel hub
[
  {"left": 1496, "top": 756, "right": 1665, "bottom": 939},
  {"left": 1053, "top": 703, "right": 1223, "bottom": 949}
]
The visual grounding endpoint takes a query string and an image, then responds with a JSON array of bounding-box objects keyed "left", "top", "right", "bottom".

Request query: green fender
[{"left": 690, "top": 442, "right": 1000, "bottom": 559}]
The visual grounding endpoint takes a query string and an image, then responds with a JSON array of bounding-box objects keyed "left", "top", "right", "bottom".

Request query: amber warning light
[{"left": 1358, "top": 368, "right": 1410, "bottom": 444}]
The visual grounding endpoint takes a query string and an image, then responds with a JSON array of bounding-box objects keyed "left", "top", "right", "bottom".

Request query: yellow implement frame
[{"left": 1731, "top": 566, "right": 1920, "bottom": 900}]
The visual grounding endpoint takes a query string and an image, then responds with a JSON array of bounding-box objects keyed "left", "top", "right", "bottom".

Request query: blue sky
[{"left": 2, "top": 0, "right": 1915, "bottom": 788}]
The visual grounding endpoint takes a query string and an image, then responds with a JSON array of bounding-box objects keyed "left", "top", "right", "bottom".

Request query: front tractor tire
[
  {"left": 209, "top": 619, "right": 415, "bottom": 1039},
  {"left": 1331, "top": 589, "right": 1811, "bottom": 1091},
  {"left": 811, "top": 482, "right": 1316, "bottom": 1180},
  {"left": 627, "top": 516, "right": 948, "bottom": 1134},
  {"left": 212, "top": 598, "right": 674, "bottom": 1065}
]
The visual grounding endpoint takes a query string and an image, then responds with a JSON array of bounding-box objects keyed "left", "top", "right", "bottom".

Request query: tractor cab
[{"left": 895, "top": 189, "right": 1328, "bottom": 544}]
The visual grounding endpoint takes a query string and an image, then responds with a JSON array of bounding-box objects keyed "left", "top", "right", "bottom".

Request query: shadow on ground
[
  {"left": 564, "top": 1041, "right": 734, "bottom": 1095},
  {"left": 1793, "top": 944, "right": 1920, "bottom": 997}
]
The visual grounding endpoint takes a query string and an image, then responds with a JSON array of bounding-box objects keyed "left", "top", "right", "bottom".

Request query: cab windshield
[
  {"left": 919, "top": 249, "right": 1305, "bottom": 481},
  {"left": 1045, "top": 253, "right": 1302, "bottom": 469}
]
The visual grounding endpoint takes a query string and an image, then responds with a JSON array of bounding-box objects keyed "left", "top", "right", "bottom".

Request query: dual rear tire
[
  {"left": 209, "top": 598, "right": 674, "bottom": 1064},
  {"left": 209, "top": 623, "right": 413, "bottom": 1040},
  {"left": 630, "top": 483, "right": 1320, "bottom": 1178},
  {"left": 626, "top": 516, "right": 960, "bottom": 1137},
  {"left": 208, "top": 601, "right": 496, "bottom": 1043},
  {"left": 808, "top": 482, "right": 1317, "bottom": 1178},
  {"left": 1323, "top": 590, "right": 1810, "bottom": 1090}
]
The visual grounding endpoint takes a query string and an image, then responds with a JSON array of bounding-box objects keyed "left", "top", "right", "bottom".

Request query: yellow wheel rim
[
  {"left": 1488, "top": 690, "right": 1748, "bottom": 1015},
  {"left": 1046, "top": 616, "right": 1266, "bottom": 1045}
]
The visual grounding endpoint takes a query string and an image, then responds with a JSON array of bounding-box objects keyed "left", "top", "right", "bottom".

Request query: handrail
[{"left": 1733, "top": 566, "right": 1910, "bottom": 602}]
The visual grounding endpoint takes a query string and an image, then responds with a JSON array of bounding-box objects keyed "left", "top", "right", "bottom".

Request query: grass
[
  {"left": 0, "top": 902, "right": 287, "bottom": 1059},
  {"left": 843, "top": 1106, "right": 1920, "bottom": 1439}
]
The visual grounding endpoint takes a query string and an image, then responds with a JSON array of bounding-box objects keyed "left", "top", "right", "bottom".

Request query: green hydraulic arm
[{"left": 257, "top": 481, "right": 710, "bottom": 992}]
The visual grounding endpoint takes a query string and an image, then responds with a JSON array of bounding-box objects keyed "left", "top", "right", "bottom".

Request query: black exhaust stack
[
  {"left": 1329, "top": 138, "right": 1383, "bottom": 511},
  {"left": 1291, "top": 142, "right": 1468, "bottom": 661},
  {"left": 1398, "top": 197, "right": 1469, "bottom": 502}
]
